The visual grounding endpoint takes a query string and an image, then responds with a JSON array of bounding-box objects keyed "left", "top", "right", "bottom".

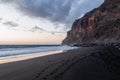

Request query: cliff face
[{"left": 62, "top": 0, "right": 120, "bottom": 45}]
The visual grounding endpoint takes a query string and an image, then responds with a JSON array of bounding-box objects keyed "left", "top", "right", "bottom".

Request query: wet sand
[
  {"left": 0, "top": 46, "right": 119, "bottom": 80},
  {"left": 0, "top": 51, "right": 63, "bottom": 64}
]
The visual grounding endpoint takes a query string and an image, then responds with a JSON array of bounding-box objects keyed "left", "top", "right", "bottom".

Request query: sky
[{"left": 0, "top": 0, "right": 104, "bottom": 44}]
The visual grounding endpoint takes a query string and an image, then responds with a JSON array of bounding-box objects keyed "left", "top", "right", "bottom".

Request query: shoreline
[
  {"left": 0, "top": 45, "right": 78, "bottom": 64},
  {"left": 0, "top": 46, "right": 119, "bottom": 80},
  {"left": 0, "top": 50, "right": 64, "bottom": 64}
]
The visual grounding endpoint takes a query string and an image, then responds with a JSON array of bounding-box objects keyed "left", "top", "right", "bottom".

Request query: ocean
[{"left": 0, "top": 45, "right": 77, "bottom": 59}]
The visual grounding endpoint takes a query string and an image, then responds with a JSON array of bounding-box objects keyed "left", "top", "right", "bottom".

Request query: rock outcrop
[{"left": 62, "top": 0, "right": 120, "bottom": 46}]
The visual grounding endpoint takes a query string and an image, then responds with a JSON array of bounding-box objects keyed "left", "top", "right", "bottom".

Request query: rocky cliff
[{"left": 62, "top": 0, "right": 120, "bottom": 46}]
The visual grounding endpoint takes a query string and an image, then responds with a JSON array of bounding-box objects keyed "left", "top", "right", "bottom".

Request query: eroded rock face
[{"left": 62, "top": 0, "right": 120, "bottom": 45}]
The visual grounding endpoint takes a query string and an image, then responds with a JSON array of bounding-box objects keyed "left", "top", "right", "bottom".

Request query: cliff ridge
[{"left": 62, "top": 0, "right": 120, "bottom": 45}]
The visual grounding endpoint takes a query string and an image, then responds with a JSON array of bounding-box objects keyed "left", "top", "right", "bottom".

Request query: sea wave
[{"left": 0, "top": 45, "right": 77, "bottom": 58}]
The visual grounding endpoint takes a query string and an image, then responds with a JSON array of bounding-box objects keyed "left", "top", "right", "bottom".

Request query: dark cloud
[
  {"left": 0, "top": 0, "right": 104, "bottom": 28},
  {"left": 3, "top": 21, "right": 19, "bottom": 27}
]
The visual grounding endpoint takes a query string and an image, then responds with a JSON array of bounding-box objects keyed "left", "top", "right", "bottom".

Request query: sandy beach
[
  {"left": 0, "top": 46, "right": 119, "bottom": 80},
  {"left": 0, "top": 50, "right": 63, "bottom": 64}
]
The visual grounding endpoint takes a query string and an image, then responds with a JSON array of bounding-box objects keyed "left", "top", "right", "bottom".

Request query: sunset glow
[{"left": 0, "top": 0, "right": 103, "bottom": 44}]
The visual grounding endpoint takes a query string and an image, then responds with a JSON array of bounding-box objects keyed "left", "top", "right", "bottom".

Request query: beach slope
[{"left": 0, "top": 46, "right": 119, "bottom": 80}]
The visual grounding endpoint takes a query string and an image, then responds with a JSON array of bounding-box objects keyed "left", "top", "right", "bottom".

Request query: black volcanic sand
[{"left": 0, "top": 46, "right": 120, "bottom": 80}]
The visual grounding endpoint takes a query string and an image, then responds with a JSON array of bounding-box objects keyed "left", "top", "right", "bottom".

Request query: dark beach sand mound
[{"left": 0, "top": 46, "right": 120, "bottom": 80}]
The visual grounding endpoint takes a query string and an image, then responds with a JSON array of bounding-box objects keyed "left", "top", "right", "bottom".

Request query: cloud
[
  {"left": 50, "top": 31, "right": 66, "bottom": 34},
  {"left": 0, "top": 0, "right": 104, "bottom": 28},
  {"left": 30, "top": 26, "right": 66, "bottom": 35},
  {"left": 3, "top": 21, "right": 19, "bottom": 27},
  {"left": 30, "top": 26, "right": 46, "bottom": 32},
  {"left": 0, "top": 18, "right": 3, "bottom": 21}
]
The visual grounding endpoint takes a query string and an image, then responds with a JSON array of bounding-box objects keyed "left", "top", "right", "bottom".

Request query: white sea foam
[{"left": 0, "top": 45, "right": 77, "bottom": 59}]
